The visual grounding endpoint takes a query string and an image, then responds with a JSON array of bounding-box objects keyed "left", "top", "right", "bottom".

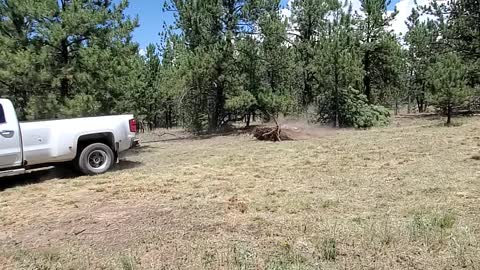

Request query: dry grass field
[{"left": 1, "top": 116, "right": 480, "bottom": 269}]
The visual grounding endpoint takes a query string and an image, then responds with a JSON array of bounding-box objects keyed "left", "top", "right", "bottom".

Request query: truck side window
[{"left": 0, "top": 104, "right": 6, "bottom": 124}]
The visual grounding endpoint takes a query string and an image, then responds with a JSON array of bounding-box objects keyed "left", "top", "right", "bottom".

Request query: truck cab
[{"left": 0, "top": 99, "right": 23, "bottom": 171}]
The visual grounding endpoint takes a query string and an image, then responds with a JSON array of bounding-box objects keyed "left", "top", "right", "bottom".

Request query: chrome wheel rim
[{"left": 87, "top": 150, "right": 109, "bottom": 171}]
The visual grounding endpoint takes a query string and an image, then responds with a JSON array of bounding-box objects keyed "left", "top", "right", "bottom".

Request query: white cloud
[
  {"left": 389, "top": 0, "right": 446, "bottom": 37},
  {"left": 280, "top": 0, "right": 440, "bottom": 39},
  {"left": 390, "top": 0, "right": 419, "bottom": 36},
  {"left": 280, "top": 0, "right": 363, "bottom": 42},
  {"left": 139, "top": 48, "right": 147, "bottom": 56},
  {"left": 280, "top": 0, "right": 293, "bottom": 20},
  {"left": 281, "top": 0, "right": 363, "bottom": 21},
  {"left": 349, "top": 0, "right": 362, "bottom": 14},
  {"left": 280, "top": 0, "right": 296, "bottom": 41}
]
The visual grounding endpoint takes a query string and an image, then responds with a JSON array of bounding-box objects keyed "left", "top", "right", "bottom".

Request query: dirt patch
[{"left": 280, "top": 122, "right": 337, "bottom": 140}]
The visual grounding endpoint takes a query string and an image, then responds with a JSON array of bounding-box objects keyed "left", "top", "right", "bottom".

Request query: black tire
[{"left": 77, "top": 143, "right": 114, "bottom": 175}]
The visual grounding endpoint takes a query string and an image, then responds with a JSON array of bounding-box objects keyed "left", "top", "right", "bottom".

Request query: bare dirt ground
[{"left": 1, "top": 116, "right": 480, "bottom": 269}]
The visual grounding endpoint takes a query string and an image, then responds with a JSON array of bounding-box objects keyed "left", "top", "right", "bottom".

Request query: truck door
[{"left": 0, "top": 99, "right": 22, "bottom": 169}]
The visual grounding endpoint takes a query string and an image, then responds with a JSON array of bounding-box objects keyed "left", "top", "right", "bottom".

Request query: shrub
[{"left": 318, "top": 87, "right": 391, "bottom": 128}]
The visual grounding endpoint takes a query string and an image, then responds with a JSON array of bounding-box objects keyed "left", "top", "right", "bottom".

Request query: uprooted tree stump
[
  {"left": 252, "top": 113, "right": 294, "bottom": 142},
  {"left": 254, "top": 126, "right": 281, "bottom": 141},
  {"left": 253, "top": 126, "right": 293, "bottom": 142}
]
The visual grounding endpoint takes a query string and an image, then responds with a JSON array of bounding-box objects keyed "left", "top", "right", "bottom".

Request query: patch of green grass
[
  {"left": 265, "top": 241, "right": 314, "bottom": 270},
  {"left": 232, "top": 243, "right": 256, "bottom": 270},
  {"left": 379, "top": 220, "right": 395, "bottom": 246},
  {"left": 118, "top": 254, "right": 137, "bottom": 270},
  {"left": 449, "top": 226, "right": 478, "bottom": 268},
  {"left": 351, "top": 217, "right": 363, "bottom": 224},
  {"left": 265, "top": 256, "right": 315, "bottom": 270},
  {"left": 408, "top": 210, "right": 456, "bottom": 245},
  {"left": 320, "top": 199, "right": 339, "bottom": 209},
  {"left": 320, "top": 238, "right": 337, "bottom": 262},
  {"left": 13, "top": 249, "right": 87, "bottom": 270}
]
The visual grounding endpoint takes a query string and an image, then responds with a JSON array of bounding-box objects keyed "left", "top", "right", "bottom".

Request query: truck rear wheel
[{"left": 77, "top": 143, "right": 114, "bottom": 175}]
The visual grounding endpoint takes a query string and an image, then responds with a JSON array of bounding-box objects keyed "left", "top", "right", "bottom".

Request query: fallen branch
[
  {"left": 75, "top": 228, "right": 120, "bottom": 235},
  {"left": 73, "top": 228, "right": 87, "bottom": 235}
]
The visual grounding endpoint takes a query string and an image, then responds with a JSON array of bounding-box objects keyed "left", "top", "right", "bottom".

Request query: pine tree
[
  {"left": 315, "top": 1, "right": 390, "bottom": 128},
  {"left": 166, "top": 0, "right": 291, "bottom": 132},
  {"left": 445, "top": 0, "right": 480, "bottom": 87},
  {"left": 228, "top": 36, "right": 261, "bottom": 126},
  {"left": 0, "top": 0, "right": 52, "bottom": 119},
  {"left": 256, "top": 1, "right": 295, "bottom": 122},
  {"left": 0, "top": 0, "right": 141, "bottom": 119},
  {"left": 358, "top": 0, "right": 398, "bottom": 103},
  {"left": 166, "top": 0, "right": 226, "bottom": 131},
  {"left": 405, "top": 8, "right": 439, "bottom": 113},
  {"left": 427, "top": 52, "right": 472, "bottom": 125},
  {"left": 290, "top": 0, "right": 336, "bottom": 107}
]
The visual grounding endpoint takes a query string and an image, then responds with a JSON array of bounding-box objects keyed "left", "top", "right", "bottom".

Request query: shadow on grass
[
  {"left": 0, "top": 160, "right": 143, "bottom": 192},
  {"left": 194, "top": 125, "right": 258, "bottom": 139},
  {"left": 0, "top": 166, "right": 77, "bottom": 192},
  {"left": 396, "top": 113, "right": 442, "bottom": 119},
  {"left": 397, "top": 111, "right": 480, "bottom": 120},
  {"left": 112, "top": 160, "right": 143, "bottom": 171}
]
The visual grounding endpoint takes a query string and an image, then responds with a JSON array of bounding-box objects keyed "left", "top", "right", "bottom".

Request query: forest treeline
[{"left": 0, "top": 0, "right": 479, "bottom": 131}]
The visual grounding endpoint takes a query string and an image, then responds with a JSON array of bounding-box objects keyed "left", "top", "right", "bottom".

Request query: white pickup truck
[{"left": 0, "top": 98, "right": 138, "bottom": 177}]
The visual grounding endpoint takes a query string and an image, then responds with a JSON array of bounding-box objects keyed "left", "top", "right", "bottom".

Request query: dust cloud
[{"left": 278, "top": 120, "right": 338, "bottom": 140}]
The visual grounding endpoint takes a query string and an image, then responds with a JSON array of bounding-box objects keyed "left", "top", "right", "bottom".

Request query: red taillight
[{"left": 129, "top": 119, "right": 137, "bottom": 133}]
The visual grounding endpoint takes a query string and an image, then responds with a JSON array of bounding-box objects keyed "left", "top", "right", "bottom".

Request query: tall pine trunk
[
  {"left": 363, "top": 51, "right": 372, "bottom": 103},
  {"left": 303, "top": 71, "right": 313, "bottom": 106},
  {"left": 209, "top": 85, "right": 224, "bottom": 132},
  {"left": 416, "top": 94, "right": 425, "bottom": 113},
  {"left": 407, "top": 94, "right": 411, "bottom": 114},
  {"left": 334, "top": 53, "right": 340, "bottom": 128},
  {"left": 60, "top": 38, "right": 70, "bottom": 98},
  {"left": 394, "top": 96, "right": 399, "bottom": 115},
  {"left": 447, "top": 103, "right": 452, "bottom": 125}
]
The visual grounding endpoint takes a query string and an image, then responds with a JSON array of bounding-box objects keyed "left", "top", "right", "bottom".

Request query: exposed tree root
[{"left": 253, "top": 126, "right": 293, "bottom": 142}]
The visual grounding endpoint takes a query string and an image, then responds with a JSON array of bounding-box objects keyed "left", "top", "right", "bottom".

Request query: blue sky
[{"left": 122, "top": 0, "right": 401, "bottom": 49}]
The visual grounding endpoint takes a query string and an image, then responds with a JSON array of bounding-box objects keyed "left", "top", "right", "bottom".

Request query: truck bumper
[
  {"left": 117, "top": 138, "right": 139, "bottom": 162},
  {"left": 131, "top": 138, "right": 140, "bottom": 148}
]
